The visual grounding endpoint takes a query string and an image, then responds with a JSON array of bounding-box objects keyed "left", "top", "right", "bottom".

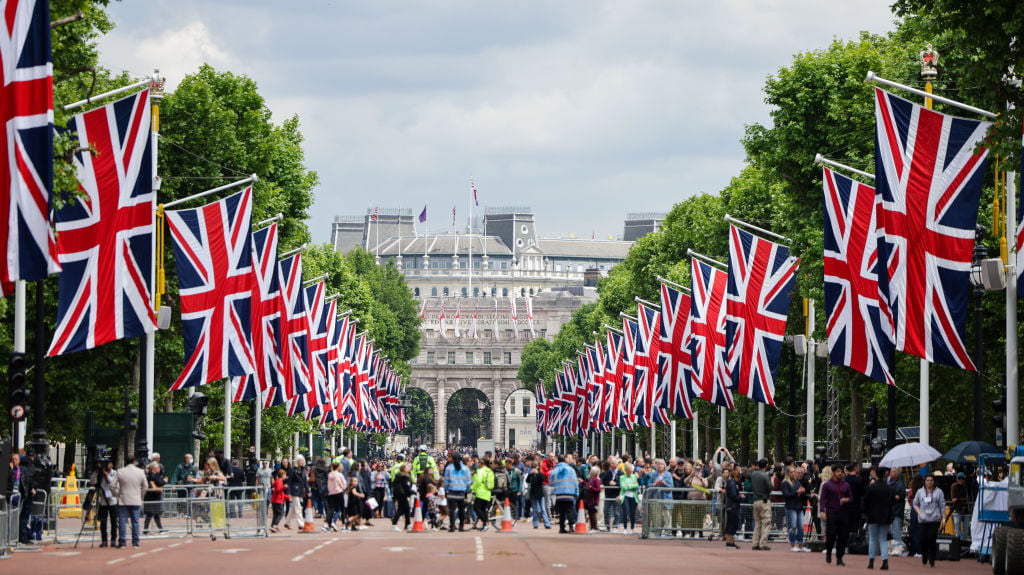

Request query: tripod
[{"left": 73, "top": 489, "right": 97, "bottom": 549}]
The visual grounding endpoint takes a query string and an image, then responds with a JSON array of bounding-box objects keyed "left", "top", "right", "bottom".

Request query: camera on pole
[
  {"left": 992, "top": 381, "right": 1007, "bottom": 449},
  {"left": 188, "top": 392, "right": 209, "bottom": 440}
]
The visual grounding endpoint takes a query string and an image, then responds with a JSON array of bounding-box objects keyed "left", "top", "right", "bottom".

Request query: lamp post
[{"left": 970, "top": 226, "right": 987, "bottom": 441}]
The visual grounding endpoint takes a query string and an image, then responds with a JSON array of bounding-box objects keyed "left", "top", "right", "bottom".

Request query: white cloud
[{"left": 97, "top": 1, "right": 897, "bottom": 241}]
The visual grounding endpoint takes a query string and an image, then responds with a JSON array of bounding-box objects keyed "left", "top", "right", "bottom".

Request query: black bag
[
  {"left": 936, "top": 536, "right": 961, "bottom": 561},
  {"left": 383, "top": 499, "right": 395, "bottom": 519},
  {"left": 846, "top": 528, "right": 869, "bottom": 555}
]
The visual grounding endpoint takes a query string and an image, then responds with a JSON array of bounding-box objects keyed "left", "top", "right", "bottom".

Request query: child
[
  {"left": 436, "top": 480, "right": 449, "bottom": 528},
  {"left": 346, "top": 476, "right": 366, "bottom": 530},
  {"left": 425, "top": 483, "right": 440, "bottom": 529},
  {"left": 269, "top": 469, "right": 287, "bottom": 533}
]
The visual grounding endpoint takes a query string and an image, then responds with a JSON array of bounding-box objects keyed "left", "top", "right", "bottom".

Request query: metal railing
[
  {"left": 640, "top": 488, "right": 800, "bottom": 541},
  {"left": 0, "top": 496, "right": 9, "bottom": 558}
]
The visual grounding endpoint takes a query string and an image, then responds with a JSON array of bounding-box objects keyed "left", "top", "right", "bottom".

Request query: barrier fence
[
  {"left": 0, "top": 496, "right": 9, "bottom": 558},
  {"left": 640, "top": 487, "right": 800, "bottom": 541},
  {"left": 24, "top": 484, "right": 269, "bottom": 546}
]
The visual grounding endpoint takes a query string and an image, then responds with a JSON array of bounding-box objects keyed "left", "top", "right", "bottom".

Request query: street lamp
[{"left": 970, "top": 226, "right": 988, "bottom": 441}]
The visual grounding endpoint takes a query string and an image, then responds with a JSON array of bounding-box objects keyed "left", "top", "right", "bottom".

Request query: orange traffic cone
[
  {"left": 301, "top": 497, "right": 316, "bottom": 532},
  {"left": 59, "top": 464, "right": 82, "bottom": 518},
  {"left": 574, "top": 499, "right": 588, "bottom": 534},
  {"left": 803, "top": 502, "right": 813, "bottom": 537},
  {"left": 499, "top": 498, "right": 514, "bottom": 532},
  {"left": 410, "top": 497, "right": 426, "bottom": 533}
]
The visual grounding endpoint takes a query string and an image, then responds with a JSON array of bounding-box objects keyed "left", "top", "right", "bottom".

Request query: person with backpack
[
  {"left": 506, "top": 460, "right": 523, "bottom": 520},
  {"left": 492, "top": 459, "right": 510, "bottom": 505}
]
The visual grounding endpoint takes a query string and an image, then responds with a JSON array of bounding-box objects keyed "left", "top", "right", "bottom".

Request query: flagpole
[
  {"left": 142, "top": 72, "right": 165, "bottom": 462},
  {"left": 1007, "top": 170, "right": 1018, "bottom": 444},
  {"left": 162, "top": 174, "right": 259, "bottom": 208},
  {"left": 814, "top": 154, "right": 875, "bottom": 181},
  {"left": 865, "top": 71, "right": 997, "bottom": 119},
  {"left": 12, "top": 280, "right": 26, "bottom": 450},
  {"left": 63, "top": 74, "right": 158, "bottom": 112},
  {"left": 468, "top": 179, "right": 473, "bottom": 298},
  {"left": 918, "top": 57, "right": 935, "bottom": 449},
  {"left": 724, "top": 214, "right": 791, "bottom": 243}
]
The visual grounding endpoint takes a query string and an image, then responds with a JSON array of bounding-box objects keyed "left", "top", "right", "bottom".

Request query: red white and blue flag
[
  {"left": 167, "top": 187, "right": 255, "bottom": 389},
  {"left": 689, "top": 257, "right": 733, "bottom": 409},
  {"left": 822, "top": 168, "right": 895, "bottom": 385},
  {"left": 231, "top": 222, "right": 284, "bottom": 405},
  {"left": 1, "top": 0, "right": 59, "bottom": 295},
  {"left": 49, "top": 90, "right": 155, "bottom": 354},
  {"left": 602, "top": 328, "right": 623, "bottom": 427},
  {"left": 471, "top": 179, "right": 479, "bottom": 206},
  {"left": 633, "top": 302, "right": 667, "bottom": 424},
  {"left": 874, "top": 88, "right": 989, "bottom": 370},
  {"left": 278, "top": 252, "right": 311, "bottom": 403},
  {"left": 725, "top": 225, "right": 799, "bottom": 406},
  {"left": 659, "top": 282, "right": 694, "bottom": 419},
  {"left": 1017, "top": 122, "right": 1024, "bottom": 299}
]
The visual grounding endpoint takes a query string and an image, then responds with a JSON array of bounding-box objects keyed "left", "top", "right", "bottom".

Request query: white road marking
[
  {"left": 107, "top": 558, "right": 125, "bottom": 565},
  {"left": 130, "top": 552, "right": 146, "bottom": 558},
  {"left": 150, "top": 547, "right": 165, "bottom": 553},
  {"left": 475, "top": 536, "right": 484, "bottom": 561},
  {"left": 168, "top": 543, "right": 181, "bottom": 548},
  {"left": 383, "top": 546, "right": 416, "bottom": 552},
  {"left": 218, "top": 548, "right": 250, "bottom": 554},
  {"left": 48, "top": 551, "right": 81, "bottom": 556},
  {"left": 291, "top": 554, "right": 305, "bottom": 563}
]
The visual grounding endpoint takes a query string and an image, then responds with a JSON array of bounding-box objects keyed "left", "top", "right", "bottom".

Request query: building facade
[{"left": 332, "top": 207, "right": 639, "bottom": 448}]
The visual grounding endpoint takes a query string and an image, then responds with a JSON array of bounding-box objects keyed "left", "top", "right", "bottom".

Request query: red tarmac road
[{"left": 10, "top": 525, "right": 995, "bottom": 574}]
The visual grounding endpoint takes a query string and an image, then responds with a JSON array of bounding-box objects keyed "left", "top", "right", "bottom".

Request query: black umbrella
[{"left": 942, "top": 440, "right": 1000, "bottom": 463}]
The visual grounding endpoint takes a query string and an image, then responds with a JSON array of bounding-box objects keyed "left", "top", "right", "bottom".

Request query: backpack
[{"left": 494, "top": 471, "right": 509, "bottom": 492}]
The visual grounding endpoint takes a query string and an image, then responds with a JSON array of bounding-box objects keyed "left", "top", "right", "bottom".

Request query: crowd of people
[{"left": 7, "top": 442, "right": 986, "bottom": 568}]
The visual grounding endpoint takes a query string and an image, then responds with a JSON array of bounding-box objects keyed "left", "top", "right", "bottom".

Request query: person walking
[
  {"left": 346, "top": 476, "right": 368, "bottom": 530},
  {"left": 285, "top": 455, "right": 309, "bottom": 530},
  {"left": 749, "top": 458, "right": 773, "bottom": 550},
  {"left": 886, "top": 467, "right": 906, "bottom": 556},
  {"left": 142, "top": 461, "right": 166, "bottom": 534},
  {"left": 116, "top": 456, "right": 148, "bottom": 548},
  {"left": 390, "top": 463, "right": 414, "bottom": 531},
  {"left": 863, "top": 467, "right": 893, "bottom": 570},
  {"left": 323, "top": 462, "right": 347, "bottom": 532},
  {"left": 526, "top": 463, "right": 551, "bottom": 529},
  {"left": 471, "top": 457, "right": 495, "bottom": 531},
  {"left": 550, "top": 455, "right": 578, "bottom": 534},
  {"left": 820, "top": 464, "right": 853, "bottom": 566},
  {"left": 444, "top": 455, "right": 471, "bottom": 532},
  {"left": 583, "top": 466, "right": 602, "bottom": 531},
  {"left": 913, "top": 474, "right": 945, "bottom": 568},
  {"left": 506, "top": 460, "right": 523, "bottom": 520},
  {"left": 269, "top": 469, "right": 287, "bottom": 533}
]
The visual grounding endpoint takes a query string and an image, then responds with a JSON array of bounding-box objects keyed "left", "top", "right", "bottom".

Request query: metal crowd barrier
[
  {"left": 43, "top": 484, "right": 269, "bottom": 545},
  {"left": 641, "top": 488, "right": 793, "bottom": 541},
  {"left": 0, "top": 496, "right": 9, "bottom": 558}
]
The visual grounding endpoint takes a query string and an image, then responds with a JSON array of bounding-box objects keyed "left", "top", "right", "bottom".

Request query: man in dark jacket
[
  {"left": 844, "top": 462, "right": 866, "bottom": 533},
  {"left": 886, "top": 467, "right": 906, "bottom": 555},
  {"left": 862, "top": 467, "right": 893, "bottom": 570},
  {"left": 7, "top": 452, "right": 36, "bottom": 545},
  {"left": 286, "top": 455, "right": 310, "bottom": 530}
]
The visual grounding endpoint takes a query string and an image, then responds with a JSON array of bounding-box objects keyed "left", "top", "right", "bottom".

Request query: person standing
[
  {"left": 143, "top": 461, "right": 166, "bottom": 534},
  {"left": 323, "top": 461, "right": 347, "bottom": 532},
  {"left": 526, "top": 464, "right": 550, "bottom": 529},
  {"left": 470, "top": 457, "right": 495, "bottom": 531},
  {"left": 724, "top": 468, "right": 744, "bottom": 549},
  {"left": 863, "top": 467, "right": 893, "bottom": 570},
  {"left": 506, "top": 460, "right": 523, "bottom": 520},
  {"left": 619, "top": 463, "right": 641, "bottom": 535},
  {"left": 444, "top": 455, "right": 471, "bottom": 532},
  {"left": 116, "top": 456, "right": 148, "bottom": 548},
  {"left": 600, "top": 460, "right": 622, "bottom": 533},
  {"left": 819, "top": 464, "right": 853, "bottom": 566},
  {"left": 886, "top": 467, "right": 906, "bottom": 556},
  {"left": 844, "top": 462, "right": 866, "bottom": 534},
  {"left": 90, "top": 458, "right": 119, "bottom": 547},
  {"left": 913, "top": 474, "right": 945, "bottom": 568},
  {"left": 391, "top": 463, "right": 414, "bottom": 531},
  {"left": 950, "top": 472, "right": 971, "bottom": 541},
  {"left": 749, "top": 458, "right": 774, "bottom": 551},
  {"left": 550, "top": 455, "right": 579, "bottom": 534},
  {"left": 256, "top": 460, "right": 273, "bottom": 501},
  {"left": 780, "top": 465, "right": 809, "bottom": 552},
  {"left": 583, "top": 466, "right": 603, "bottom": 531}
]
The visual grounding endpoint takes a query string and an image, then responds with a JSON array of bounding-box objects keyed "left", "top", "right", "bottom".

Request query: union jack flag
[
  {"left": 618, "top": 316, "right": 640, "bottom": 429},
  {"left": 49, "top": 90, "right": 155, "bottom": 354},
  {"left": 278, "top": 253, "right": 311, "bottom": 403},
  {"left": 1017, "top": 122, "right": 1024, "bottom": 299},
  {"left": 725, "top": 225, "right": 799, "bottom": 406},
  {"left": 689, "top": 257, "right": 732, "bottom": 409},
  {"left": 874, "top": 88, "right": 990, "bottom": 370},
  {"left": 231, "top": 222, "right": 284, "bottom": 405},
  {"left": 535, "top": 380, "right": 548, "bottom": 433},
  {"left": 823, "top": 168, "right": 894, "bottom": 385},
  {"left": 509, "top": 296, "right": 518, "bottom": 338},
  {"left": 295, "top": 280, "right": 330, "bottom": 419},
  {"left": 1, "top": 0, "right": 58, "bottom": 295},
  {"left": 660, "top": 282, "right": 694, "bottom": 419},
  {"left": 167, "top": 187, "right": 255, "bottom": 389},
  {"left": 602, "top": 329, "right": 623, "bottom": 427},
  {"left": 329, "top": 315, "right": 352, "bottom": 422},
  {"left": 633, "top": 302, "right": 668, "bottom": 424}
]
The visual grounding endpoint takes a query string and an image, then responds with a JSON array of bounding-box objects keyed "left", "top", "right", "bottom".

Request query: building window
[
  {"left": 426, "top": 351, "right": 435, "bottom": 364},
  {"left": 448, "top": 351, "right": 456, "bottom": 364},
  {"left": 483, "top": 352, "right": 492, "bottom": 365},
  {"left": 502, "top": 288, "right": 508, "bottom": 297},
  {"left": 555, "top": 264, "right": 562, "bottom": 272},
  {"left": 461, "top": 287, "right": 468, "bottom": 297},
  {"left": 414, "top": 287, "right": 420, "bottom": 297},
  {"left": 465, "top": 351, "right": 474, "bottom": 364},
  {"left": 473, "top": 287, "right": 480, "bottom": 297},
  {"left": 443, "top": 287, "right": 449, "bottom": 296},
  {"left": 523, "top": 398, "right": 531, "bottom": 417},
  {"left": 504, "top": 352, "right": 512, "bottom": 364},
  {"left": 431, "top": 287, "right": 438, "bottom": 297}
]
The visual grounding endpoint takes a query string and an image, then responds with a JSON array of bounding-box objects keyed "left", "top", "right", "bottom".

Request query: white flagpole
[
  {"left": 1007, "top": 170, "right": 1018, "bottom": 444},
  {"left": 162, "top": 174, "right": 258, "bottom": 209},
  {"left": 468, "top": 179, "right": 473, "bottom": 298},
  {"left": 865, "top": 72, "right": 998, "bottom": 119},
  {"left": 13, "top": 280, "right": 26, "bottom": 449}
]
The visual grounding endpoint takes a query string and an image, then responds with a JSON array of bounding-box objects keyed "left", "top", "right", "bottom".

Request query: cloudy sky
[{"left": 97, "top": 1, "right": 897, "bottom": 244}]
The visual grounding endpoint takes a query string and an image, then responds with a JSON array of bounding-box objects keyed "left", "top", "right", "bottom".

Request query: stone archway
[
  {"left": 447, "top": 388, "right": 491, "bottom": 449},
  {"left": 403, "top": 387, "right": 434, "bottom": 447}
]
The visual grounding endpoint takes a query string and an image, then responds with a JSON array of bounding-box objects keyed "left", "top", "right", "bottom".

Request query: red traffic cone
[
  {"left": 574, "top": 499, "right": 588, "bottom": 534},
  {"left": 301, "top": 497, "right": 317, "bottom": 532},
  {"left": 410, "top": 497, "right": 426, "bottom": 533},
  {"left": 499, "top": 498, "right": 514, "bottom": 532}
]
